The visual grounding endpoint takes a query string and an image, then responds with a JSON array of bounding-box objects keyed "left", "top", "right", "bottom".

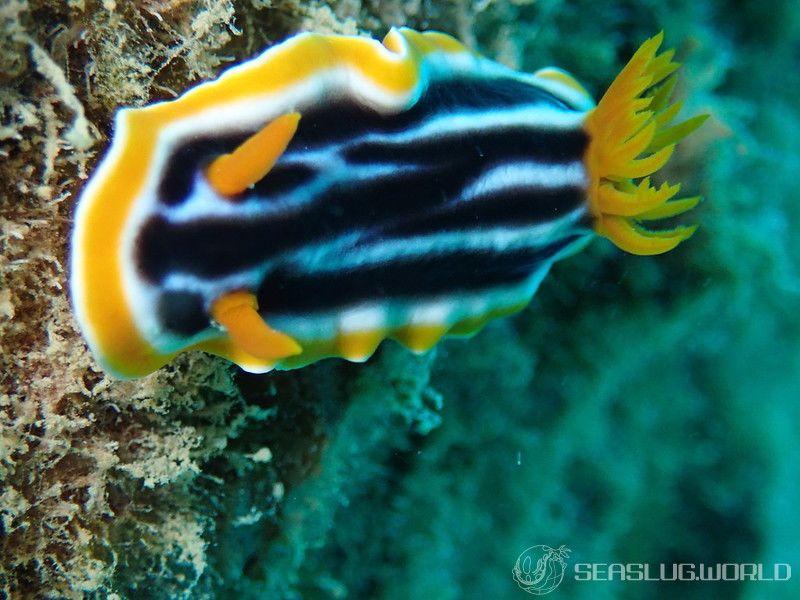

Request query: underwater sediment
[{"left": 1, "top": 1, "right": 799, "bottom": 598}]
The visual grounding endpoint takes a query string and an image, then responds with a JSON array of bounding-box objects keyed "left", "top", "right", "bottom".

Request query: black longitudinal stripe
[
  {"left": 157, "top": 140, "right": 322, "bottom": 206},
  {"left": 379, "top": 185, "right": 586, "bottom": 238},
  {"left": 343, "top": 126, "right": 587, "bottom": 166},
  {"left": 155, "top": 75, "right": 577, "bottom": 206},
  {"left": 138, "top": 149, "right": 581, "bottom": 283},
  {"left": 157, "top": 133, "right": 248, "bottom": 206},
  {"left": 138, "top": 163, "right": 460, "bottom": 281},
  {"left": 428, "top": 76, "right": 573, "bottom": 111},
  {"left": 157, "top": 290, "right": 208, "bottom": 335},
  {"left": 284, "top": 77, "right": 572, "bottom": 151},
  {"left": 250, "top": 162, "right": 318, "bottom": 198},
  {"left": 257, "top": 235, "right": 583, "bottom": 314}
]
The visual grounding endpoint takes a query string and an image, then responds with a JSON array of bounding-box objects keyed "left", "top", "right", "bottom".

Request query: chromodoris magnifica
[{"left": 70, "top": 28, "right": 707, "bottom": 378}]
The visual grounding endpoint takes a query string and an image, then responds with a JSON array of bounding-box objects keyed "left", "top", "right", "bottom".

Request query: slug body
[{"left": 71, "top": 28, "right": 705, "bottom": 378}]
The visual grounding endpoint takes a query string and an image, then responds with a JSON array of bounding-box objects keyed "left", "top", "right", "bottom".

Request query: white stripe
[
  {"left": 280, "top": 104, "right": 586, "bottom": 166},
  {"left": 460, "top": 161, "right": 586, "bottom": 201},
  {"left": 377, "top": 104, "right": 586, "bottom": 141},
  {"left": 158, "top": 160, "right": 409, "bottom": 223},
  {"left": 293, "top": 206, "right": 587, "bottom": 273}
]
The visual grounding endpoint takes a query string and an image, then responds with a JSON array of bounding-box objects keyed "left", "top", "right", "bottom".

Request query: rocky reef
[{"left": 2, "top": 1, "right": 799, "bottom": 598}]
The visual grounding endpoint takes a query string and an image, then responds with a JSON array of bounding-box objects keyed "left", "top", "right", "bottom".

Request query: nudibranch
[{"left": 70, "top": 28, "right": 707, "bottom": 378}]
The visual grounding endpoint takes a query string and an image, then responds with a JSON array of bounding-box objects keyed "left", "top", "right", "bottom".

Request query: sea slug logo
[{"left": 512, "top": 545, "right": 571, "bottom": 595}]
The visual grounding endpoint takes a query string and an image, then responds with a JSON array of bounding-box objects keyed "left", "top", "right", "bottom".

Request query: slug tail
[{"left": 584, "top": 32, "right": 708, "bottom": 255}]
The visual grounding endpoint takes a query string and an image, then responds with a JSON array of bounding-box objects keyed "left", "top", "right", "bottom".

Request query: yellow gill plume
[{"left": 584, "top": 32, "right": 709, "bottom": 255}]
